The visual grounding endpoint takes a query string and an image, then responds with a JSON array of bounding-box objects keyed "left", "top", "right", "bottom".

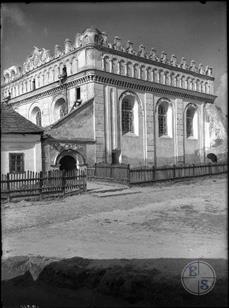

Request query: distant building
[
  {"left": 1, "top": 27, "right": 217, "bottom": 170},
  {"left": 1, "top": 104, "right": 43, "bottom": 174}
]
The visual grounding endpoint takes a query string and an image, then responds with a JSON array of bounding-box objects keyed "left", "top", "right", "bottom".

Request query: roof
[
  {"left": 1, "top": 104, "right": 43, "bottom": 134},
  {"left": 45, "top": 97, "right": 94, "bottom": 130}
]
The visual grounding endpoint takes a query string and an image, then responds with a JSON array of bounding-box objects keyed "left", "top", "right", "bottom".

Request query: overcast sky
[{"left": 1, "top": 2, "right": 227, "bottom": 114}]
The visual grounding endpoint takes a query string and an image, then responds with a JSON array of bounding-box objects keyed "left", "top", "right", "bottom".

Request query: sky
[{"left": 1, "top": 1, "right": 227, "bottom": 114}]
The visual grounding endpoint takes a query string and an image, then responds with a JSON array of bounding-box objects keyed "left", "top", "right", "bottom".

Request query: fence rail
[
  {"left": 87, "top": 162, "right": 227, "bottom": 184},
  {"left": 1, "top": 169, "right": 87, "bottom": 201}
]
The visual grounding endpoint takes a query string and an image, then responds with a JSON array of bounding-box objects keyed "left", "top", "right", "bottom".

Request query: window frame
[
  {"left": 76, "top": 87, "right": 81, "bottom": 100},
  {"left": 9, "top": 153, "right": 25, "bottom": 173},
  {"left": 122, "top": 99, "right": 134, "bottom": 135},
  {"left": 186, "top": 105, "right": 198, "bottom": 139},
  {"left": 158, "top": 103, "right": 168, "bottom": 137},
  {"left": 35, "top": 109, "right": 42, "bottom": 127}
]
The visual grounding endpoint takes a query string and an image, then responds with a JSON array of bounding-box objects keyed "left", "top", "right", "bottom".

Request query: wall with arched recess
[
  {"left": 154, "top": 96, "right": 176, "bottom": 166},
  {"left": 117, "top": 90, "right": 145, "bottom": 166},
  {"left": 183, "top": 102, "right": 203, "bottom": 164}
]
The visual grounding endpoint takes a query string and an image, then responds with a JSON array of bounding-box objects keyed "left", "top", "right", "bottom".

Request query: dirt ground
[{"left": 2, "top": 174, "right": 227, "bottom": 260}]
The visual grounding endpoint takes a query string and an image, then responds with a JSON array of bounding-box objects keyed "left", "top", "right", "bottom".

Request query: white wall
[{"left": 1, "top": 134, "right": 42, "bottom": 174}]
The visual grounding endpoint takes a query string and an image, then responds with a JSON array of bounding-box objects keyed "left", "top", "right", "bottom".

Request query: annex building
[{"left": 1, "top": 27, "right": 217, "bottom": 171}]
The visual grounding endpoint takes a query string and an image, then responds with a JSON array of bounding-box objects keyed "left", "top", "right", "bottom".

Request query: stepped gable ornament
[
  {"left": 138, "top": 44, "right": 146, "bottom": 57},
  {"left": 54, "top": 44, "right": 63, "bottom": 58},
  {"left": 101, "top": 32, "right": 108, "bottom": 47},
  {"left": 198, "top": 63, "right": 204, "bottom": 74},
  {"left": 149, "top": 48, "right": 159, "bottom": 61},
  {"left": 180, "top": 57, "right": 187, "bottom": 69},
  {"left": 170, "top": 54, "right": 177, "bottom": 66},
  {"left": 23, "top": 46, "right": 52, "bottom": 73},
  {"left": 112, "top": 36, "right": 123, "bottom": 51},
  {"left": 205, "top": 65, "right": 213, "bottom": 77},
  {"left": 189, "top": 60, "right": 196, "bottom": 72},
  {"left": 64, "top": 38, "right": 74, "bottom": 53},
  {"left": 75, "top": 32, "right": 82, "bottom": 48},
  {"left": 126, "top": 41, "right": 135, "bottom": 54},
  {"left": 160, "top": 51, "right": 167, "bottom": 63}
]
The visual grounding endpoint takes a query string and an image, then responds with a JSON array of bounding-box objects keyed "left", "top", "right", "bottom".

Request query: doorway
[{"left": 59, "top": 155, "right": 76, "bottom": 171}]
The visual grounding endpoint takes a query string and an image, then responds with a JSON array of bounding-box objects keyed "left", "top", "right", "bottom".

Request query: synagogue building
[{"left": 1, "top": 27, "right": 217, "bottom": 171}]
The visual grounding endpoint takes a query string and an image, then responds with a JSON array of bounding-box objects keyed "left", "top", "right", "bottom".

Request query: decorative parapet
[{"left": 2, "top": 26, "right": 214, "bottom": 86}]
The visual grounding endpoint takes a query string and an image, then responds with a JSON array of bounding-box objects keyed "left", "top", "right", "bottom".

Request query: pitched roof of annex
[{"left": 1, "top": 103, "right": 43, "bottom": 134}]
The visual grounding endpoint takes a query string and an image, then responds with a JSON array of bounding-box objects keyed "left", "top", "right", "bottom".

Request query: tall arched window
[
  {"left": 31, "top": 107, "right": 42, "bottom": 127},
  {"left": 35, "top": 109, "right": 42, "bottom": 126},
  {"left": 59, "top": 104, "right": 67, "bottom": 118},
  {"left": 121, "top": 94, "right": 139, "bottom": 135},
  {"left": 157, "top": 100, "right": 173, "bottom": 137},
  {"left": 186, "top": 105, "right": 198, "bottom": 138},
  {"left": 158, "top": 103, "right": 167, "bottom": 136},
  {"left": 122, "top": 99, "right": 134, "bottom": 134},
  {"left": 53, "top": 98, "right": 68, "bottom": 122}
]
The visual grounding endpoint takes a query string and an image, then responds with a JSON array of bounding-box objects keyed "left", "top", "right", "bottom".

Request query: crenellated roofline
[{"left": 2, "top": 26, "right": 214, "bottom": 85}]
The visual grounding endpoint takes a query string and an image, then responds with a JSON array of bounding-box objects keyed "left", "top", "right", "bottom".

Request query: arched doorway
[
  {"left": 59, "top": 155, "right": 76, "bottom": 171},
  {"left": 56, "top": 150, "right": 86, "bottom": 171}
]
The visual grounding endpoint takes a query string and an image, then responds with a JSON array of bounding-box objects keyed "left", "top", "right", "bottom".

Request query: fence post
[
  {"left": 127, "top": 164, "right": 130, "bottom": 184},
  {"left": 110, "top": 164, "right": 113, "bottom": 179},
  {"left": 193, "top": 164, "right": 195, "bottom": 177},
  {"left": 7, "top": 173, "right": 10, "bottom": 202},
  {"left": 39, "top": 171, "right": 43, "bottom": 200},
  {"left": 62, "top": 170, "right": 66, "bottom": 196},
  {"left": 82, "top": 169, "right": 87, "bottom": 192},
  {"left": 173, "top": 164, "right": 176, "bottom": 179},
  {"left": 94, "top": 163, "right": 97, "bottom": 177},
  {"left": 152, "top": 166, "right": 156, "bottom": 181}
]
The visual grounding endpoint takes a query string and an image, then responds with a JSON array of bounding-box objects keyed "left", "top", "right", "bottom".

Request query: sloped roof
[
  {"left": 45, "top": 97, "right": 94, "bottom": 130},
  {"left": 1, "top": 104, "right": 43, "bottom": 134}
]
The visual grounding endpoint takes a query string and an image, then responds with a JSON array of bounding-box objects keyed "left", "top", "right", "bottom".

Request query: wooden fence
[
  {"left": 88, "top": 163, "right": 129, "bottom": 183},
  {"left": 87, "top": 162, "right": 227, "bottom": 184},
  {"left": 1, "top": 169, "right": 87, "bottom": 201}
]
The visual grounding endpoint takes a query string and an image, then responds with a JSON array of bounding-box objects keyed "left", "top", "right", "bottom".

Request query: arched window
[
  {"left": 126, "top": 62, "right": 132, "bottom": 77},
  {"left": 103, "top": 56, "right": 110, "bottom": 72},
  {"left": 35, "top": 109, "right": 42, "bottom": 126},
  {"left": 121, "top": 94, "right": 139, "bottom": 135},
  {"left": 158, "top": 103, "right": 167, "bottom": 136},
  {"left": 186, "top": 105, "right": 198, "bottom": 138},
  {"left": 53, "top": 98, "right": 68, "bottom": 122},
  {"left": 158, "top": 100, "right": 173, "bottom": 137},
  {"left": 133, "top": 64, "right": 138, "bottom": 78},
  {"left": 122, "top": 99, "right": 134, "bottom": 134},
  {"left": 31, "top": 107, "right": 42, "bottom": 127},
  {"left": 59, "top": 104, "right": 67, "bottom": 118}
]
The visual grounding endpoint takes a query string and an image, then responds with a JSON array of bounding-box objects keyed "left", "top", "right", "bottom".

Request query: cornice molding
[
  {"left": 7, "top": 69, "right": 216, "bottom": 107},
  {"left": 93, "top": 44, "right": 214, "bottom": 81}
]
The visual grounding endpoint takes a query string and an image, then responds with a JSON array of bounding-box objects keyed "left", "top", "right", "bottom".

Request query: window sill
[
  {"left": 159, "top": 135, "right": 173, "bottom": 139},
  {"left": 122, "top": 132, "right": 138, "bottom": 137},
  {"left": 187, "top": 136, "right": 198, "bottom": 140}
]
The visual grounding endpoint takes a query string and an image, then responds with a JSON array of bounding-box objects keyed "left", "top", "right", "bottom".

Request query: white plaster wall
[
  {"left": 1, "top": 134, "right": 42, "bottom": 174},
  {"left": 78, "top": 49, "right": 86, "bottom": 70}
]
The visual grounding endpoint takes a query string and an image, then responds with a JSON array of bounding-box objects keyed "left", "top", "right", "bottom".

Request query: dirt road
[{"left": 2, "top": 174, "right": 227, "bottom": 259}]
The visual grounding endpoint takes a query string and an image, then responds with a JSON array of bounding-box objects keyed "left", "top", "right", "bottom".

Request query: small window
[
  {"left": 59, "top": 104, "right": 67, "bottom": 118},
  {"left": 158, "top": 104, "right": 168, "bottom": 136},
  {"left": 186, "top": 106, "right": 197, "bottom": 138},
  {"left": 122, "top": 99, "right": 134, "bottom": 134},
  {"left": 32, "top": 79, "right": 36, "bottom": 90},
  {"left": 35, "top": 109, "right": 42, "bottom": 126},
  {"left": 76, "top": 87, "right": 81, "bottom": 100},
  {"left": 9, "top": 153, "right": 24, "bottom": 173}
]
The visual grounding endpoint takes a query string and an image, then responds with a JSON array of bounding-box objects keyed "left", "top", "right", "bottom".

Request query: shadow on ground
[{"left": 1, "top": 256, "right": 228, "bottom": 307}]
